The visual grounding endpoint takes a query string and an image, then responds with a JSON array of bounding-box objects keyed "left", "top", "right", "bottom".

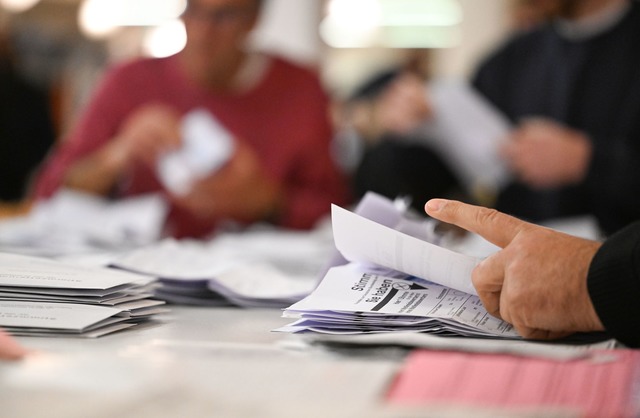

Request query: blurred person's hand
[
  {"left": 425, "top": 198, "right": 604, "bottom": 340},
  {"left": 171, "top": 141, "right": 283, "bottom": 223},
  {"left": 63, "top": 104, "right": 183, "bottom": 196},
  {"left": 0, "top": 328, "right": 27, "bottom": 361},
  {"left": 501, "top": 118, "right": 592, "bottom": 189},
  {"left": 375, "top": 73, "right": 433, "bottom": 135},
  {"left": 108, "top": 104, "right": 183, "bottom": 170}
]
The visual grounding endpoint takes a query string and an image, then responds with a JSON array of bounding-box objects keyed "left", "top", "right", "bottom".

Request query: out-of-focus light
[
  {"left": 321, "top": 0, "right": 382, "bottom": 48},
  {"left": 326, "top": 0, "right": 382, "bottom": 28},
  {"left": 143, "top": 19, "right": 186, "bottom": 58},
  {"left": 379, "top": 0, "right": 462, "bottom": 26},
  {"left": 0, "top": 0, "right": 40, "bottom": 13},
  {"left": 321, "top": 0, "right": 462, "bottom": 49},
  {"left": 78, "top": 0, "right": 186, "bottom": 39}
]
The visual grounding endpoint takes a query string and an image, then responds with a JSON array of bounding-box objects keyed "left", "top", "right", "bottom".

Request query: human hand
[
  {"left": 171, "top": 141, "right": 283, "bottom": 223},
  {"left": 425, "top": 198, "right": 605, "bottom": 340},
  {"left": 501, "top": 118, "right": 592, "bottom": 188},
  {"left": 0, "top": 328, "right": 27, "bottom": 361},
  {"left": 375, "top": 72, "right": 433, "bottom": 135},
  {"left": 109, "top": 104, "right": 182, "bottom": 169}
]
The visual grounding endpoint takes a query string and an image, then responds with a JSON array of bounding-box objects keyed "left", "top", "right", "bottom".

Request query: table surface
[
  {"left": 0, "top": 306, "right": 577, "bottom": 418},
  {"left": 0, "top": 208, "right": 598, "bottom": 418}
]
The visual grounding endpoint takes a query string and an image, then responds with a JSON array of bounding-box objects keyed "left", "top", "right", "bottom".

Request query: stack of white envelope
[{"left": 0, "top": 253, "right": 166, "bottom": 338}]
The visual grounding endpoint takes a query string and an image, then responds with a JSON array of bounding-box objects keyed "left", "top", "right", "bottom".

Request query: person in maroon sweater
[
  {"left": 33, "top": 0, "right": 350, "bottom": 238},
  {"left": 425, "top": 198, "right": 640, "bottom": 348}
]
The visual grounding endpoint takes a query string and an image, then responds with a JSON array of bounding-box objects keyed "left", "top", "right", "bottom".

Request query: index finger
[{"left": 425, "top": 199, "right": 528, "bottom": 248}]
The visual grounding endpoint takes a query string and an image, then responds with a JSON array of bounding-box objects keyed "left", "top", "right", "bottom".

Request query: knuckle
[{"left": 473, "top": 207, "right": 501, "bottom": 227}]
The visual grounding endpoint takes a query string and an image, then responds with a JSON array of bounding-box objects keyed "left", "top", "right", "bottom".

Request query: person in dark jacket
[{"left": 472, "top": 0, "right": 640, "bottom": 235}]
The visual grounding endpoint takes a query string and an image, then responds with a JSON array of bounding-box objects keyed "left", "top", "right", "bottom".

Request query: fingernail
[{"left": 426, "top": 199, "right": 444, "bottom": 212}]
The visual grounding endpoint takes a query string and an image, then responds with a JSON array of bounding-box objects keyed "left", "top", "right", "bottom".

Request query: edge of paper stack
[
  {"left": 0, "top": 252, "right": 166, "bottom": 338},
  {"left": 274, "top": 192, "right": 612, "bottom": 347}
]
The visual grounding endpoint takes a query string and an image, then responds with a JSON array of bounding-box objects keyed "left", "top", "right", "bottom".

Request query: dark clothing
[
  {"left": 588, "top": 221, "right": 640, "bottom": 348},
  {"left": 473, "top": 2, "right": 640, "bottom": 235},
  {"left": 0, "top": 66, "right": 55, "bottom": 201},
  {"left": 353, "top": 136, "right": 463, "bottom": 214}
]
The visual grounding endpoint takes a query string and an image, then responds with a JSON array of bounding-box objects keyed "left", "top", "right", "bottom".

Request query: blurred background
[{"left": 0, "top": 0, "right": 538, "bottom": 140}]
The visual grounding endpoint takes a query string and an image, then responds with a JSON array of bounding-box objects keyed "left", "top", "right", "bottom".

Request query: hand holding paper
[
  {"left": 157, "top": 108, "right": 235, "bottom": 196},
  {"left": 277, "top": 195, "right": 518, "bottom": 339},
  {"left": 425, "top": 198, "right": 604, "bottom": 340}
]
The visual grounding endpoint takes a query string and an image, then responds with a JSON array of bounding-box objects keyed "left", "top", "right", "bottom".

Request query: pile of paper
[
  {"left": 111, "top": 226, "right": 334, "bottom": 308},
  {"left": 0, "top": 252, "right": 166, "bottom": 337},
  {"left": 276, "top": 263, "right": 518, "bottom": 338},
  {"left": 0, "top": 189, "right": 168, "bottom": 257},
  {"left": 275, "top": 199, "right": 519, "bottom": 339}
]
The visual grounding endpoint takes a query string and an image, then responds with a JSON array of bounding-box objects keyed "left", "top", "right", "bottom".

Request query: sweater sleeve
[
  {"left": 582, "top": 116, "right": 640, "bottom": 235},
  {"left": 32, "top": 62, "right": 139, "bottom": 199},
  {"left": 587, "top": 221, "right": 640, "bottom": 347},
  {"left": 275, "top": 73, "right": 352, "bottom": 229}
]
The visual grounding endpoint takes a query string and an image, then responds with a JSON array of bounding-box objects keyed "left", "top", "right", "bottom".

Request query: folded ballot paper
[
  {"left": 0, "top": 253, "right": 166, "bottom": 338},
  {"left": 110, "top": 226, "right": 335, "bottom": 308},
  {"left": 275, "top": 197, "right": 520, "bottom": 339}
]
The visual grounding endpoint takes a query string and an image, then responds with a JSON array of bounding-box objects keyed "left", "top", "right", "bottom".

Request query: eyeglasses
[{"left": 182, "top": 3, "right": 255, "bottom": 27}]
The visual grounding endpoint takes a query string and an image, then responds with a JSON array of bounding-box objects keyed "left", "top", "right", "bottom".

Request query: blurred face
[{"left": 181, "top": 0, "right": 260, "bottom": 87}]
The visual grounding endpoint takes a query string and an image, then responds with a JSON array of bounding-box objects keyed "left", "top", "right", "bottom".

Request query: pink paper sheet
[{"left": 387, "top": 349, "right": 640, "bottom": 417}]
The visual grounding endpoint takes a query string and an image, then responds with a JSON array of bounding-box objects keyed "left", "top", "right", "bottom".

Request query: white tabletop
[{"left": 0, "top": 306, "right": 575, "bottom": 418}]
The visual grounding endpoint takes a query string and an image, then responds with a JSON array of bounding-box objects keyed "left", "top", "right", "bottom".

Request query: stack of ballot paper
[
  {"left": 111, "top": 226, "right": 334, "bottom": 308},
  {"left": 275, "top": 199, "right": 520, "bottom": 339},
  {"left": 0, "top": 253, "right": 166, "bottom": 338}
]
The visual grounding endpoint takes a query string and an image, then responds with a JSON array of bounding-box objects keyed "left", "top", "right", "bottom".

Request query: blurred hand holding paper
[
  {"left": 157, "top": 109, "right": 235, "bottom": 196},
  {"left": 418, "top": 79, "right": 512, "bottom": 194}
]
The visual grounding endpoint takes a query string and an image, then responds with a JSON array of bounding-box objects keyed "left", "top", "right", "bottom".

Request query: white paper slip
[
  {"left": 331, "top": 204, "right": 480, "bottom": 295},
  {"left": 157, "top": 108, "right": 235, "bottom": 196},
  {"left": 418, "top": 78, "right": 512, "bottom": 193},
  {"left": 209, "top": 263, "right": 316, "bottom": 300}
]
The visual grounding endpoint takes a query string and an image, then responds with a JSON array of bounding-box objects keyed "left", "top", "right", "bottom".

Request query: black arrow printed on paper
[{"left": 372, "top": 281, "right": 429, "bottom": 311}]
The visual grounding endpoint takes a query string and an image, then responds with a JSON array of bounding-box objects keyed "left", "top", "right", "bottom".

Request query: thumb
[{"left": 425, "top": 199, "right": 528, "bottom": 248}]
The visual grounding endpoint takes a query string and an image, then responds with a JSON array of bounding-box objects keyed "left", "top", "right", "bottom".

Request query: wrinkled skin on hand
[{"left": 425, "top": 198, "right": 604, "bottom": 340}]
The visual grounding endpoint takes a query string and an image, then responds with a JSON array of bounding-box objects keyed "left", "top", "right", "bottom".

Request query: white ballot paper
[
  {"left": 0, "top": 253, "right": 165, "bottom": 337},
  {"left": 157, "top": 108, "right": 235, "bottom": 196},
  {"left": 332, "top": 204, "right": 480, "bottom": 295},
  {"left": 276, "top": 202, "right": 520, "bottom": 339},
  {"left": 279, "top": 264, "right": 517, "bottom": 338}
]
